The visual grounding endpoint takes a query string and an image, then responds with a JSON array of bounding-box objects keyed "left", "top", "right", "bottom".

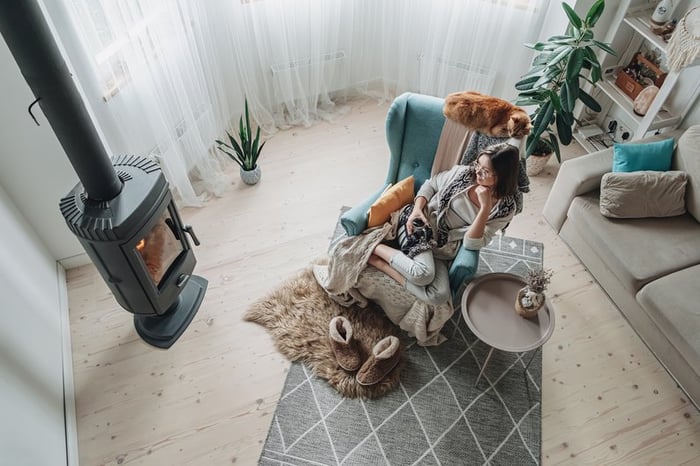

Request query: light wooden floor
[{"left": 66, "top": 97, "right": 700, "bottom": 466}]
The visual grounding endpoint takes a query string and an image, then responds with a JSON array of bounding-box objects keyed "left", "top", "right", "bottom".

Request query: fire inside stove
[{"left": 135, "top": 210, "right": 183, "bottom": 287}]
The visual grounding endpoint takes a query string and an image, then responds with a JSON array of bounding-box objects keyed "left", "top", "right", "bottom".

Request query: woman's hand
[
  {"left": 474, "top": 185, "right": 496, "bottom": 211},
  {"left": 406, "top": 207, "right": 428, "bottom": 234}
]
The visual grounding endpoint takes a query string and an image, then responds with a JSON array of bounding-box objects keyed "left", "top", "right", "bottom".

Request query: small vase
[
  {"left": 526, "top": 153, "right": 552, "bottom": 176},
  {"left": 515, "top": 286, "right": 545, "bottom": 319},
  {"left": 651, "top": 0, "right": 675, "bottom": 26},
  {"left": 240, "top": 165, "right": 261, "bottom": 185}
]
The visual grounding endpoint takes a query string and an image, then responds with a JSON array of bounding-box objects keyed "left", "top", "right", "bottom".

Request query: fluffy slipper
[
  {"left": 329, "top": 316, "right": 362, "bottom": 372},
  {"left": 356, "top": 336, "right": 401, "bottom": 386}
]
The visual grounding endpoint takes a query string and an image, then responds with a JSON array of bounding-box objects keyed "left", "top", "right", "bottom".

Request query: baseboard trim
[
  {"left": 59, "top": 253, "right": 91, "bottom": 270},
  {"left": 57, "top": 263, "right": 79, "bottom": 466}
]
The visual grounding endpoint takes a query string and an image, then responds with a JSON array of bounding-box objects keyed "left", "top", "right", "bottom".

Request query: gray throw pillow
[{"left": 600, "top": 171, "right": 688, "bottom": 219}]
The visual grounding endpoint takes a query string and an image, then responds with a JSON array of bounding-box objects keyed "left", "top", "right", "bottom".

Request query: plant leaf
[
  {"left": 550, "top": 37, "right": 577, "bottom": 45},
  {"left": 251, "top": 126, "right": 260, "bottom": 163},
  {"left": 521, "top": 64, "right": 547, "bottom": 77},
  {"left": 245, "top": 99, "right": 253, "bottom": 159},
  {"left": 549, "top": 133, "right": 561, "bottom": 163},
  {"left": 548, "top": 46, "right": 574, "bottom": 68},
  {"left": 533, "top": 66, "right": 563, "bottom": 89},
  {"left": 531, "top": 101, "right": 554, "bottom": 142},
  {"left": 562, "top": 2, "right": 582, "bottom": 29},
  {"left": 515, "top": 75, "right": 541, "bottom": 90},
  {"left": 566, "top": 75, "right": 580, "bottom": 102},
  {"left": 526, "top": 42, "right": 560, "bottom": 51},
  {"left": 238, "top": 116, "right": 247, "bottom": 156},
  {"left": 548, "top": 35, "right": 575, "bottom": 41},
  {"left": 585, "top": 0, "right": 605, "bottom": 27},
  {"left": 556, "top": 113, "right": 571, "bottom": 146},
  {"left": 216, "top": 146, "right": 244, "bottom": 169},
  {"left": 566, "top": 48, "right": 584, "bottom": 82},
  {"left": 560, "top": 82, "right": 572, "bottom": 113},
  {"left": 215, "top": 139, "right": 234, "bottom": 151},
  {"left": 227, "top": 130, "right": 245, "bottom": 160},
  {"left": 556, "top": 112, "right": 573, "bottom": 145},
  {"left": 592, "top": 39, "right": 616, "bottom": 56},
  {"left": 514, "top": 97, "right": 545, "bottom": 106},
  {"left": 578, "top": 88, "right": 601, "bottom": 112}
]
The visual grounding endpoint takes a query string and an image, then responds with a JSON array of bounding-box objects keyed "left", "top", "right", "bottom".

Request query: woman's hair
[{"left": 480, "top": 143, "right": 520, "bottom": 198}]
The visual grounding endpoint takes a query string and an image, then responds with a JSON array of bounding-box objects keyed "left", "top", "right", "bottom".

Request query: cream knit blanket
[{"left": 313, "top": 213, "right": 453, "bottom": 346}]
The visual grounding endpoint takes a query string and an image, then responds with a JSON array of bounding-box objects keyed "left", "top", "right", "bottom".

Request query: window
[{"left": 70, "top": 0, "right": 158, "bottom": 100}]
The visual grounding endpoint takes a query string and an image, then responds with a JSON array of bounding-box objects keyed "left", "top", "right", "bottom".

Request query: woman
[{"left": 367, "top": 142, "right": 520, "bottom": 305}]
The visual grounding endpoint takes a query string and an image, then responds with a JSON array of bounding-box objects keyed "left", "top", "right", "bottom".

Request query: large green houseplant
[
  {"left": 215, "top": 97, "right": 267, "bottom": 185},
  {"left": 515, "top": 0, "right": 616, "bottom": 164}
]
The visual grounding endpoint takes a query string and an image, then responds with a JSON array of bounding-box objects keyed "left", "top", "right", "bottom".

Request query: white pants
[{"left": 390, "top": 223, "right": 451, "bottom": 305}]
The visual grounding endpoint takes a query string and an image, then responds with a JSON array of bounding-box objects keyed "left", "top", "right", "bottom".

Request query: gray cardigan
[{"left": 415, "top": 165, "right": 514, "bottom": 259}]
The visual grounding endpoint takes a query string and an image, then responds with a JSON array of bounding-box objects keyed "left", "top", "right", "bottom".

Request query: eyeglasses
[{"left": 471, "top": 161, "right": 494, "bottom": 178}]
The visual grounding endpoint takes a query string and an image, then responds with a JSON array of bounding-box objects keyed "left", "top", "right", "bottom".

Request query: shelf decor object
[
  {"left": 634, "top": 85, "right": 660, "bottom": 116},
  {"left": 650, "top": 0, "right": 676, "bottom": 29},
  {"left": 667, "top": 7, "right": 700, "bottom": 72},
  {"left": 614, "top": 52, "right": 667, "bottom": 99}
]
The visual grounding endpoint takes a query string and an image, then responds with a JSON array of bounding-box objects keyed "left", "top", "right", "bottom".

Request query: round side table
[{"left": 461, "top": 272, "right": 555, "bottom": 386}]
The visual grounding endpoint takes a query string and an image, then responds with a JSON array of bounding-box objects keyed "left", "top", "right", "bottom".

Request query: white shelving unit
[{"left": 575, "top": 0, "right": 700, "bottom": 150}]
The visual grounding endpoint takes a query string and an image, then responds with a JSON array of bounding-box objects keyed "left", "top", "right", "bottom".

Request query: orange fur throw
[{"left": 443, "top": 91, "right": 532, "bottom": 138}]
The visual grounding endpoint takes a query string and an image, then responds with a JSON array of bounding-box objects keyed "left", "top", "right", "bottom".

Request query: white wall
[
  {"left": 0, "top": 182, "right": 68, "bottom": 466},
  {"left": 0, "top": 35, "right": 86, "bottom": 265}
]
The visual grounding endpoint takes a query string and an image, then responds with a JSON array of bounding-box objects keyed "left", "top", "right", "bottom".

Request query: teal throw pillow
[{"left": 612, "top": 138, "right": 674, "bottom": 172}]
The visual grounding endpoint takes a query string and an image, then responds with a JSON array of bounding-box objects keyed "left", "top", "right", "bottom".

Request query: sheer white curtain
[
  {"left": 357, "top": 0, "right": 550, "bottom": 100},
  {"left": 57, "top": 0, "right": 549, "bottom": 204},
  {"left": 62, "top": 0, "right": 232, "bottom": 206}
]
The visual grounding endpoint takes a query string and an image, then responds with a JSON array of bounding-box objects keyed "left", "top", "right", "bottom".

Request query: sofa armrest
[
  {"left": 340, "top": 183, "right": 390, "bottom": 236},
  {"left": 542, "top": 148, "right": 613, "bottom": 232},
  {"left": 448, "top": 246, "right": 480, "bottom": 300},
  {"left": 543, "top": 130, "right": 687, "bottom": 233}
]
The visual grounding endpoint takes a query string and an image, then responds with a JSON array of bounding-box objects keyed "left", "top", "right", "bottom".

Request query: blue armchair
[{"left": 340, "top": 92, "right": 479, "bottom": 297}]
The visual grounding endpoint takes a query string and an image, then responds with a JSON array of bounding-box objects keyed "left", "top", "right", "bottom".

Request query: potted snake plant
[
  {"left": 515, "top": 0, "right": 616, "bottom": 170},
  {"left": 215, "top": 97, "right": 266, "bottom": 185}
]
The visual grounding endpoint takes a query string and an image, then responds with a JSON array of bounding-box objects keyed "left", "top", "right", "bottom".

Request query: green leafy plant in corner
[
  {"left": 215, "top": 98, "right": 266, "bottom": 171},
  {"left": 515, "top": 0, "right": 616, "bottom": 162}
]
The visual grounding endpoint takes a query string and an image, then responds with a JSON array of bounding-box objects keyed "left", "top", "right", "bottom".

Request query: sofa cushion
[
  {"left": 672, "top": 125, "right": 700, "bottom": 222},
  {"left": 637, "top": 264, "right": 700, "bottom": 375},
  {"left": 612, "top": 138, "right": 674, "bottom": 172},
  {"left": 599, "top": 171, "right": 688, "bottom": 218},
  {"left": 566, "top": 192, "right": 700, "bottom": 293}
]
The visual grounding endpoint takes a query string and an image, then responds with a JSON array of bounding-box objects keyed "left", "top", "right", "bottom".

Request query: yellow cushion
[{"left": 367, "top": 176, "right": 415, "bottom": 228}]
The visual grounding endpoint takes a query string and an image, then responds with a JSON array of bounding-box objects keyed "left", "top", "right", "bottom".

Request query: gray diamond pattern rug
[{"left": 260, "top": 233, "right": 545, "bottom": 466}]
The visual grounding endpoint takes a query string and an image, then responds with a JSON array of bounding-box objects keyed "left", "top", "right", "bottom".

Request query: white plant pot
[
  {"left": 240, "top": 165, "right": 261, "bottom": 185},
  {"left": 526, "top": 153, "right": 552, "bottom": 176}
]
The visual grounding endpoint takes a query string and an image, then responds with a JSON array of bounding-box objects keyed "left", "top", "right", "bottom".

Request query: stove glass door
[{"left": 135, "top": 206, "right": 184, "bottom": 287}]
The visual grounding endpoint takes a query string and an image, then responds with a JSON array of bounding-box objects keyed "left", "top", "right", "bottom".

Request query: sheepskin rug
[{"left": 244, "top": 263, "right": 403, "bottom": 399}]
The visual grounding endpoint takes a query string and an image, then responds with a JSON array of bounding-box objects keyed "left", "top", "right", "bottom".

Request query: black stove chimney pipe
[{"left": 0, "top": 1, "right": 123, "bottom": 201}]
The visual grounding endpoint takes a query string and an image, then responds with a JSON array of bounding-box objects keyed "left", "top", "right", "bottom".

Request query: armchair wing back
[
  {"left": 341, "top": 93, "right": 446, "bottom": 235},
  {"left": 384, "top": 93, "right": 446, "bottom": 188}
]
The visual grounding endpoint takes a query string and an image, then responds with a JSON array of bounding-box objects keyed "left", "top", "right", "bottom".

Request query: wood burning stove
[
  {"left": 1, "top": 1, "right": 207, "bottom": 348},
  {"left": 59, "top": 155, "right": 207, "bottom": 348}
]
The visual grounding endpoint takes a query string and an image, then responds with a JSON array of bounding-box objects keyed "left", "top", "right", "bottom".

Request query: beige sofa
[{"left": 543, "top": 125, "right": 700, "bottom": 408}]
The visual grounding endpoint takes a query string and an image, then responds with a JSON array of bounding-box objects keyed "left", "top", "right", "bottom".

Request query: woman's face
[{"left": 474, "top": 154, "right": 497, "bottom": 188}]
